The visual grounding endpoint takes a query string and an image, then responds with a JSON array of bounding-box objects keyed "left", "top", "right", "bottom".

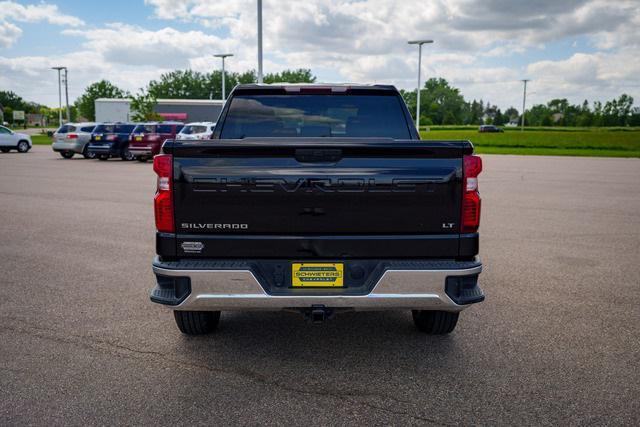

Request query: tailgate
[{"left": 170, "top": 139, "right": 469, "bottom": 236}]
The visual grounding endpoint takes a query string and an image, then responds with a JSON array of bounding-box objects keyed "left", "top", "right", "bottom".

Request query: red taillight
[
  {"left": 461, "top": 155, "right": 482, "bottom": 233},
  {"left": 66, "top": 133, "right": 78, "bottom": 139},
  {"left": 153, "top": 154, "right": 174, "bottom": 233}
]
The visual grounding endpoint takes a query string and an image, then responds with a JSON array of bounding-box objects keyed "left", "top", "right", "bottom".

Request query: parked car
[
  {"left": 51, "top": 123, "right": 98, "bottom": 159},
  {"left": 87, "top": 123, "right": 137, "bottom": 161},
  {"left": 0, "top": 125, "right": 32, "bottom": 153},
  {"left": 150, "top": 84, "right": 484, "bottom": 336},
  {"left": 478, "top": 125, "right": 503, "bottom": 133},
  {"left": 176, "top": 122, "right": 216, "bottom": 140},
  {"left": 128, "top": 122, "right": 183, "bottom": 162}
]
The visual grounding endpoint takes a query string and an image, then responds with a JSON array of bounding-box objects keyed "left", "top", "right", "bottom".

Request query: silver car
[
  {"left": 176, "top": 122, "right": 216, "bottom": 140},
  {"left": 0, "top": 125, "right": 32, "bottom": 153},
  {"left": 51, "top": 122, "right": 98, "bottom": 159}
]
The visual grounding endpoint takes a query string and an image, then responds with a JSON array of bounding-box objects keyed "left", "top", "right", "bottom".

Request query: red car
[{"left": 128, "top": 122, "right": 184, "bottom": 162}]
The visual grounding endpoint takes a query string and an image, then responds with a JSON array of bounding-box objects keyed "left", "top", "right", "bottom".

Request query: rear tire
[
  {"left": 174, "top": 311, "right": 220, "bottom": 335},
  {"left": 82, "top": 145, "right": 95, "bottom": 159},
  {"left": 60, "top": 151, "right": 74, "bottom": 159},
  {"left": 0, "top": 148, "right": 10, "bottom": 153},
  {"left": 121, "top": 148, "right": 134, "bottom": 161},
  {"left": 17, "top": 141, "right": 29, "bottom": 153},
  {"left": 412, "top": 310, "right": 459, "bottom": 335}
]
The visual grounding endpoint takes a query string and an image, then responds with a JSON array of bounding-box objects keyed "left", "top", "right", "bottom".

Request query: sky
[{"left": 1, "top": 0, "right": 639, "bottom": 110}]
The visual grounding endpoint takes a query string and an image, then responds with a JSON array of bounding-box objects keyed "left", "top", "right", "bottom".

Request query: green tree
[
  {"left": 629, "top": 107, "right": 640, "bottom": 126},
  {"left": 493, "top": 108, "right": 506, "bottom": 126},
  {"left": 526, "top": 104, "right": 552, "bottom": 126},
  {"left": 0, "top": 91, "right": 27, "bottom": 110},
  {"left": 504, "top": 107, "right": 519, "bottom": 122},
  {"left": 402, "top": 78, "right": 466, "bottom": 125},
  {"left": 264, "top": 69, "right": 316, "bottom": 84},
  {"left": 616, "top": 94, "right": 634, "bottom": 126},
  {"left": 206, "top": 70, "right": 245, "bottom": 99},
  {"left": 130, "top": 91, "right": 162, "bottom": 122},
  {"left": 147, "top": 70, "right": 211, "bottom": 99},
  {"left": 75, "top": 80, "right": 127, "bottom": 121}
]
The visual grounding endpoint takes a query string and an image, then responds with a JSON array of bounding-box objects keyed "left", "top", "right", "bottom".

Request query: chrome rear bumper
[
  {"left": 151, "top": 258, "right": 483, "bottom": 312},
  {"left": 128, "top": 146, "right": 154, "bottom": 156}
]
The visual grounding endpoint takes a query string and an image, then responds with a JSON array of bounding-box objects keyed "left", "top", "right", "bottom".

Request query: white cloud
[
  {"left": 0, "top": 20, "right": 22, "bottom": 48},
  {"left": 62, "top": 24, "right": 227, "bottom": 68},
  {"left": 3, "top": 0, "right": 640, "bottom": 109},
  {"left": 0, "top": 1, "right": 84, "bottom": 47},
  {"left": 526, "top": 49, "right": 640, "bottom": 104}
]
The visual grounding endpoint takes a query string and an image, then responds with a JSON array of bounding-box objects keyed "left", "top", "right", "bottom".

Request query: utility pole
[
  {"left": 408, "top": 40, "right": 433, "bottom": 131},
  {"left": 51, "top": 67, "right": 64, "bottom": 126},
  {"left": 521, "top": 79, "right": 530, "bottom": 131},
  {"left": 63, "top": 68, "right": 70, "bottom": 123},
  {"left": 257, "top": 0, "right": 263, "bottom": 83},
  {"left": 214, "top": 54, "right": 233, "bottom": 100}
]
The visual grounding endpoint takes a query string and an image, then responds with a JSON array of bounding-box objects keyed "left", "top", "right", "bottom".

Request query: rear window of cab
[
  {"left": 114, "top": 124, "right": 135, "bottom": 133},
  {"left": 133, "top": 125, "right": 156, "bottom": 133},
  {"left": 181, "top": 125, "right": 208, "bottom": 134},
  {"left": 93, "top": 124, "right": 114, "bottom": 133},
  {"left": 57, "top": 125, "right": 75, "bottom": 133}
]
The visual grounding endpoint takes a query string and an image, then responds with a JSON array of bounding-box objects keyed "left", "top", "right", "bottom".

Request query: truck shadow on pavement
[{"left": 164, "top": 310, "right": 467, "bottom": 379}]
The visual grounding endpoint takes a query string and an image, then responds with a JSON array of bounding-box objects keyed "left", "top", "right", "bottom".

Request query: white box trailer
[{"left": 95, "top": 98, "right": 131, "bottom": 122}]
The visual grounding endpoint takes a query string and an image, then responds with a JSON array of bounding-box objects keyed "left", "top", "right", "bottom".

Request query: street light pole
[
  {"left": 51, "top": 67, "right": 64, "bottom": 126},
  {"left": 257, "top": 0, "right": 263, "bottom": 83},
  {"left": 214, "top": 54, "right": 233, "bottom": 100},
  {"left": 63, "top": 67, "right": 70, "bottom": 123},
  {"left": 408, "top": 40, "right": 433, "bottom": 132},
  {"left": 520, "top": 79, "right": 530, "bottom": 131}
]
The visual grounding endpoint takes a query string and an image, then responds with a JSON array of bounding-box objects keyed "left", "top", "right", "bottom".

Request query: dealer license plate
[{"left": 292, "top": 263, "right": 344, "bottom": 287}]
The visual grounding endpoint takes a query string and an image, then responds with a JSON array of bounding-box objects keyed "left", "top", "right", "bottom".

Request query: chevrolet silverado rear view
[{"left": 150, "top": 84, "right": 484, "bottom": 335}]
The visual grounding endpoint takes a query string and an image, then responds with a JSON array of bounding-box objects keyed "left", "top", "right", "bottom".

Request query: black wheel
[
  {"left": 17, "top": 141, "right": 30, "bottom": 153},
  {"left": 173, "top": 311, "right": 220, "bottom": 335},
  {"left": 121, "top": 148, "right": 134, "bottom": 161},
  {"left": 136, "top": 156, "right": 148, "bottom": 162},
  {"left": 0, "top": 148, "right": 10, "bottom": 153},
  {"left": 82, "top": 144, "right": 95, "bottom": 159},
  {"left": 82, "top": 144, "right": 96, "bottom": 159},
  {"left": 98, "top": 154, "right": 109, "bottom": 161},
  {"left": 412, "top": 310, "right": 459, "bottom": 335},
  {"left": 60, "top": 151, "right": 74, "bottom": 159}
]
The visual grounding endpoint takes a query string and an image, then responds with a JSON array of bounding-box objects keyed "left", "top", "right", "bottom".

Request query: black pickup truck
[{"left": 150, "top": 84, "right": 484, "bottom": 335}]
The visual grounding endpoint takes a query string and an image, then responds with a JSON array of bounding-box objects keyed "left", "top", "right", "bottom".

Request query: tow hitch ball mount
[{"left": 302, "top": 305, "right": 334, "bottom": 324}]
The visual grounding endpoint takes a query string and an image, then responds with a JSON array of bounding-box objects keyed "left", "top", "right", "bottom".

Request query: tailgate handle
[{"left": 295, "top": 149, "right": 342, "bottom": 163}]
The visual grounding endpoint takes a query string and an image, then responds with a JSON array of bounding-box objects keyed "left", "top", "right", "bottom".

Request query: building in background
[
  {"left": 26, "top": 113, "right": 47, "bottom": 127},
  {"left": 95, "top": 98, "right": 225, "bottom": 123}
]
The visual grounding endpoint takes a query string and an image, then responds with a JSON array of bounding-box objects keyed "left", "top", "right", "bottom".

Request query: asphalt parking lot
[{"left": 1, "top": 146, "right": 639, "bottom": 425}]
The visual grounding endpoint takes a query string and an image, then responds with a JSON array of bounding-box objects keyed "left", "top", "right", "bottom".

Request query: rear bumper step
[{"left": 150, "top": 257, "right": 484, "bottom": 311}]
